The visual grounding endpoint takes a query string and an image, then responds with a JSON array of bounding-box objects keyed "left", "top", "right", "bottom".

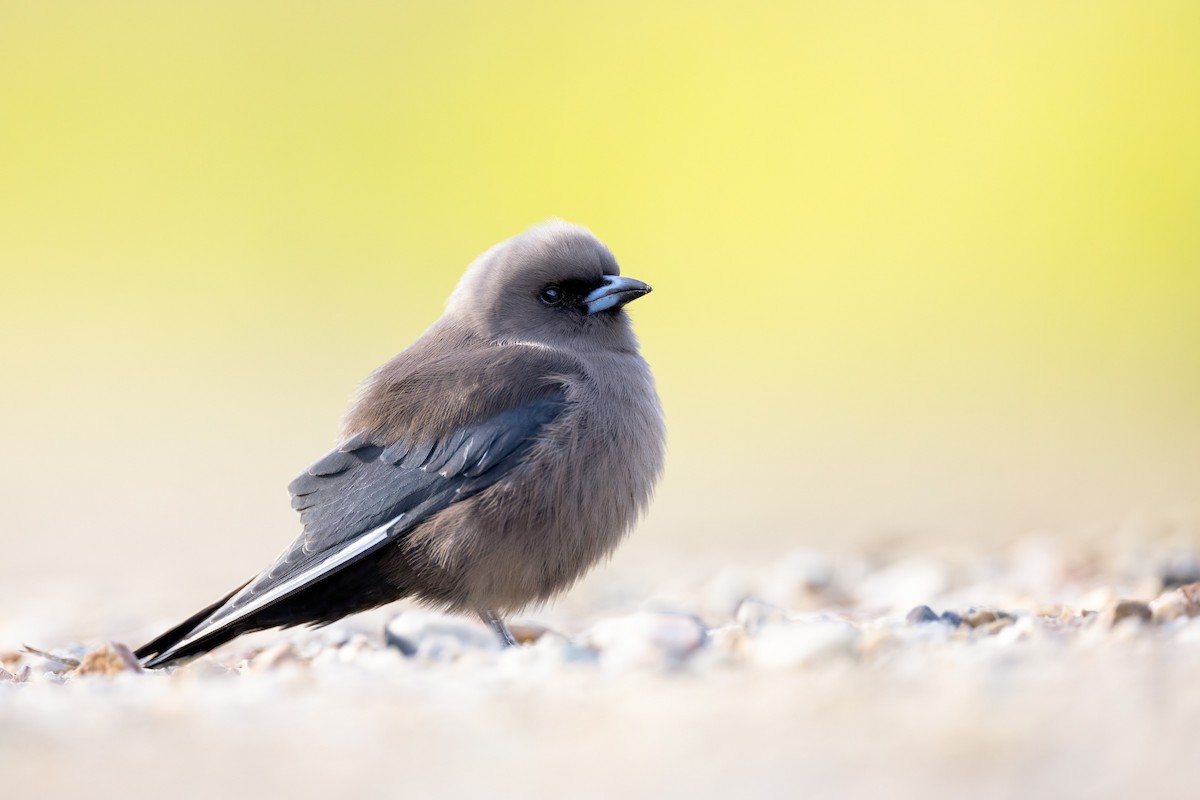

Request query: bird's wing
[{"left": 147, "top": 391, "right": 567, "bottom": 663}]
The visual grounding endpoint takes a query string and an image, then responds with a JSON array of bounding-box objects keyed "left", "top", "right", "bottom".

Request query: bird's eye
[{"left": 540, "top": 285, "right": 564, "bottom": 306}]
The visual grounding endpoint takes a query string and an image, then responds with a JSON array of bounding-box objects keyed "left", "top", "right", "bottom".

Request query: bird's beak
[{"left": 584, "top": 275, "right": 653, "bottom": 315}]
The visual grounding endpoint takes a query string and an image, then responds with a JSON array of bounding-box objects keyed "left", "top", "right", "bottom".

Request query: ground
[{"left": 4, "top": 538, "right": 1200, "bottom": 799}]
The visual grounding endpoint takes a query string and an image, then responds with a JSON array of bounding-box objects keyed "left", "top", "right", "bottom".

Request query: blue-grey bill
[{"left": 585, "top": 275, "right": 652, "bottom": 315}]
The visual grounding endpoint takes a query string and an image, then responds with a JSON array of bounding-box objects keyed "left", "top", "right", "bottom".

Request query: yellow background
[{"left": 2, "top": 2, "right": 1198, "bottom": 608}]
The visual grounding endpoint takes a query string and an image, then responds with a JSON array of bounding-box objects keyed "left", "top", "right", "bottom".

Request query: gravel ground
[{"left": 5, "top": 537, "right": 1200, "bottom": 799}]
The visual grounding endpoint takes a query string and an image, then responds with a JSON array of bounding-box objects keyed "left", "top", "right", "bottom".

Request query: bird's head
[{"left": 446, "top": 221, "right": 652, "bottom": 353}]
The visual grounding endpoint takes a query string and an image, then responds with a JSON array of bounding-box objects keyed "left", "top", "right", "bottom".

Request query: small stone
[
  {"left": 525, "top": 631, "right": 599, "bottom": 666},
  {"left": 735, "top": 598, "right": 787, "bottom": 632},
  {"left": 982, "top": 617, "right": 1016, "bottom": 635},
  {"left": 707, "top": 624, "right": 748, "bottom": 656},
  {"left": 993, "top": 614, "right": 1038, "bottom": 645},
  {"left": 74, "top": 643, "right": 142, "bottom": 677},
  {"left": 335, "top": 634, "right": 375, "bottom": 664},
  {"left": 940, "top": 611, "right": 964, "bottom": 627},
  {"left": 1033, "top": 605, "right": 1069, "bottom": 621},
  {"left": 1099, "top": 600, "right": 1153, "bottom": 628},
  {"left": 584, "top": 611, "right": 707, "bottom": 669},
  {"left": 960, "top": 609, "right": 1013, "bottom": 628},
  {"left": 750, "top": 617, "right": 860, "bottom": 668},
  {"left": 507, "top": 621, "right": 553, "bottom": 645},
  {"left": 385, "top": 611, "right": 501, "bottom": 659},
  {"left": 250, "top": 642, "right": 300, "bottom": 671},
  {"left": 1150, "top": 583, "right": 1200, "bottom": 623},
  {"left": 905, "top": 605, "right": 940, "bottom": 624}
]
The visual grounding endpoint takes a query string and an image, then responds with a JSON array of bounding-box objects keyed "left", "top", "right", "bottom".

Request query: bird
[{"left": 135, "top": 221, "right": 665, "bottom": 667}]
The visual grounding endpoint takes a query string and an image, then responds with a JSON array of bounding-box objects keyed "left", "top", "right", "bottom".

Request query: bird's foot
[{"left": 479, "top": 608, "right": 518, "bottom": 647}]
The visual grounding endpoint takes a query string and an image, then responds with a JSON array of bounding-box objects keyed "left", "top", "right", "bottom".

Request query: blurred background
[{"left": 1, "top": 1, "right": 1198, "bottom": 626}]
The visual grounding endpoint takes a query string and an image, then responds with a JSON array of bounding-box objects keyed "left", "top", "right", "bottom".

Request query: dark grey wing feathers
[
  {"left": 380, "top": 440, "right": 409, "bottom": 465},
  {"left": 159, "top": 393, "right": 567, "bottom": 653},
  {"left": 336, "top": 432, "right": 375, "bottom": 453},
  {"left": 286, "top": 393, "right": 566, "bottom": 579},
  {"left": 305, "top": 449, "right": 357, "bottom": 477}
]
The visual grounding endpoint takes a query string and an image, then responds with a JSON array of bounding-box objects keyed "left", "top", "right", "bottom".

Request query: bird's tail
[{"left": 134, "top": 581, "right": 250, "bottom": 668}]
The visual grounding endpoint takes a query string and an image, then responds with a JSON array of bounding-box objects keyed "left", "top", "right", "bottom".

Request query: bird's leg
[{"left": 479, "top": 608, "right": 518, "bottom": 647}]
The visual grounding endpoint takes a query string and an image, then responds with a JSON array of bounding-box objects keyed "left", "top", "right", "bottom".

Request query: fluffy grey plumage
[{"left": 136, "top": 221, "right": 665, "bottom": 667}]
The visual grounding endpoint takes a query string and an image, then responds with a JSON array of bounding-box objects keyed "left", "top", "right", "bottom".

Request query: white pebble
[
  {"left": 750, "top": 617, "right": 860, "bottom": 668},
  {"left": 734, "top": 598, "right": 787, "bottom": 632},
  {"left": 1150, "top": 586, "right": 1200, "bottom": 623},
  {"left": 583, "top": 611, "right": 707, "bottom": 670}
]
